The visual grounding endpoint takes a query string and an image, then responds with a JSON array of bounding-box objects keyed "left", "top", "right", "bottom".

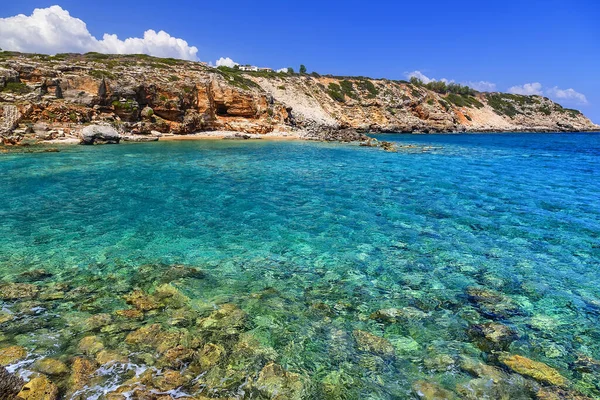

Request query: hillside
[{"left": 0, "top": 52, "right": 597, "bottom": 144}]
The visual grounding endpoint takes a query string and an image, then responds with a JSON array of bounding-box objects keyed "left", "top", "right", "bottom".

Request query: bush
[
  {"left": 2, "top": 82, "right": 32, "bottom": 94},
  {"left": 358, "top": 79, "right": 379, "bottom": 97},
  {"left": 339, "top": 80, "right": 357, "bottom": 99},
  {"left": 328, "top": 83, "right": 345, "bottom": 102}
]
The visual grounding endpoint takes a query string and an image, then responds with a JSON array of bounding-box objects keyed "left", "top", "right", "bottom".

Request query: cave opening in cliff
[{"left": 215, "top": 103, "right": 228, "bottom": 116}]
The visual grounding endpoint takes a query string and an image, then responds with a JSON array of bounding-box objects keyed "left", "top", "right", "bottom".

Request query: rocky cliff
[{"left": 0, "top": 52, "right": 597, "bottom": 144}]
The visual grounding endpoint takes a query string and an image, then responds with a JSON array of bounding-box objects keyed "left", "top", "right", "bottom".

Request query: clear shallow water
[{"left": 1, "top": 133, "right": 599, "bottom": 398}]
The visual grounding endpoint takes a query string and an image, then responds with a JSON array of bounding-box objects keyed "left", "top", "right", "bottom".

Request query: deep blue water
[{"left": 1, "top": 133, "right": 599, "bottom": 398}]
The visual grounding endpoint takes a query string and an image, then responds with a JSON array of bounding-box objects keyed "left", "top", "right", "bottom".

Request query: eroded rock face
[{"left": 1, "top": 53, "right": 596, "bottom": 145}]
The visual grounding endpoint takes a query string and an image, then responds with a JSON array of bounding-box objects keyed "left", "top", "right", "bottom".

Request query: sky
[{"left": 0, "top": 0, "right": 599, "bottom": 122}]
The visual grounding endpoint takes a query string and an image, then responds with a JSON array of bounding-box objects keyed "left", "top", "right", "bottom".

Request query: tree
[
  {"left": 299, "top": 64, "right": 307, "bottom": 74},
  {"left": 287, "top": 67, "right": 295, "bottom": 75}
]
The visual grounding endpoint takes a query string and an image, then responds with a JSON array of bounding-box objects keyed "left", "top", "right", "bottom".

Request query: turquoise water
[{"left": 1, "top": 133, "right": 599, "bottom": 398}]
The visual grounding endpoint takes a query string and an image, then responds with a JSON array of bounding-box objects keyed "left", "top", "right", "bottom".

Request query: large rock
[
  {"left": 17, "top": 376, "right": 59, "bottom": 400},
  {"left": 499, "top": 354, "right": 567, "bottom": 387},
  {"left": 80, "top": 124, "right": 120, "bottom": 145},
  {"left": 0, "top": 345, "right": 27, "bottom": 366}
]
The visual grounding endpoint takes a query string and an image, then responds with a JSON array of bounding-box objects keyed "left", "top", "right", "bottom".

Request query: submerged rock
[
  {"left": 255, "top": 362, "right": 305, "bottom": 400},
  {"left": 123, "top": 290, "right": 160, "bottom": 311},
  {"left": 68, "top": 357, "right": 98, "bottom": 392},
  {"left": 197, "top": 303, "right": 248, "bottom": 336},
  {"left": 352, "top": 330, "right": 395, "bottom": 357},
  {"left": 197, "top": 343, "right": 225, "bottom": 371},
  {"left": 32, "top": 358, "right": 69, "bottom": 376},
  {"left": 115, "top": 308, "right": 144, "bottom": 320},
  {"left": 0, "top": 365, "right": 25, "bottom": 399},
  {"left": 412, "top": 380, "right": 457, "bottom": 400},
  {"left": 468, "top": 322, "right": 519, "bottom": 352},
  {"left": 466, "top": 287, "right": 522, "bottom": 319},
  {"left": 0, "top": 283, "right": 39, "bottom": 300},
  {"left": 17, "top": 376, "right": 59, "bottom": 400},
  {"left": 0, "top": 345, "right": 27, "bottom": 366},
  {"left": 16, "top": 269, "right": 53, "bottom": 282},
  {"left": 369, "top": 306, "right": 428, "bottom": 323},
  {"left": 78, "top": 336, "right": 105, "bottom": 356},
  {"left": 499, "top": 354, "right": 567, "bottom": 387},
  {"left": 81, "top": 313, "right": 112, "bottom": 331}
]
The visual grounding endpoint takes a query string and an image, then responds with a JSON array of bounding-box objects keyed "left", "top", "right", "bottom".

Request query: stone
[
  {"left": 369, "top": 307, "right": 428, "bottom": 323},
  {"left": 499, "top": 354, "right": 567, "bottom": 387},
  {"left": 80, "top": 124, "right": 120, "bottom": 145},
  {"left": 124, "top": 290, "right": 160, "bottom": 311},
  {"left": 466, "top": 287, "right": 522, "bottom": 319},
  {"left": 536, "top": 387, "right": 594, "bottom": 400},
  {"left": 255, "top": 362, "right": 305, "bottom": 400},
  {"left": 16, "top": 269, "right": 53, "bottom": 282},
  {"left": 0, "top": 283, "right": 39, "bottom": 300},
  {"left": 153, "top": 369, "right": 185, "bottom": 391},
  {"left": 352, "top": 330, "right": 395, "bottom": 357},
  {"left": 95, "top": 350, "right": 128, "bottom": 365},
  {"left": 82, "top": 313, "right": 112, "bottom": 331},
  {"left": 468, "top": 322, "right": 518, "bottom": 352},
  {"left": 197, "top": 343, "right": 225, "bottom": 371},
  {"left": 69, "top": 357, "right": 98, "bottom": 391},
  {"left": 197, "top": 303, "right": 248, "bottom": 336},
  {"left": 459, "top": 356, "right": 508, "bottom": 383},
  {"left": 32, "top": 358, "right": 69, "bottom": 376},
  {"left": 78, "top": 336, "right": 105, "bottom": 356},
  {"left": 0, "top": 345, "right": 27, "bottom": 366},
  {"left": 412, "top": 380, "right": 457, "bottom": 400},
  {"left": 17, "top": 376, "right": 59, "bottom": 400},
  {"left": 161, "top": 265, "right": 205, "bottom": 282},
  {"left": 115, "top": 308, "right": 144, "bottom": 320},
  {"left": 0, "top": 365, "right": 25, "bottom": 398}
]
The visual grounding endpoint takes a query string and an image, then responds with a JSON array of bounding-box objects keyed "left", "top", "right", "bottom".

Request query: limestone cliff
[{"left": 0, "top": 52, "right": 597, "bottom": 144}]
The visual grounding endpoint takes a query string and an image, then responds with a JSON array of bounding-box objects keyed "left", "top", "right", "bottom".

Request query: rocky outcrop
[
  {"left": 0, "top": 52, "right": 597, "bottom": 145},
  {"left": 80, "top": 124, "right": 120, "bottom": 145}
]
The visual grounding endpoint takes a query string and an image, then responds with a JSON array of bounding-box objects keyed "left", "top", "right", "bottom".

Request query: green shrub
[
  {"left": 358, "top": 79, "right": 379, "bottom": 97},
  {"left": 339, "top": 80, "right": 357, "bottom": 99},
  {"left": 328, "top": 83, "right": 345, "bottom": 102},
  {"left": 445, "top": 93, "right": 484, "bottom": 109},
  {"left": 2, "top": 82, "right": 32, "bottom": 94},
  {"left": 89, "top": 70, "right": 115, "bottom": 80}
]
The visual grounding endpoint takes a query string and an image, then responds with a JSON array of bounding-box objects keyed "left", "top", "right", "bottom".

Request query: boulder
[
  {"left": 17, "top": 376, "right": 59, "bottom": 400},
  {"left": 32, "top": 358, "right": 69, "bottom": 376},
  {"left": 80, "top": 124, "right": 120, "bottom": 145},
  {"left": 0, "top": 345, "right": 27, "bottom": 366},
  {"left": 468, "top": 322, "right": 518, "bottom": 352},
  {"left": 352, "top": 330, "right": 395, "bottom": 357},
  {"left": 499, "top": 354, "right": 567, "bottom": 387}
]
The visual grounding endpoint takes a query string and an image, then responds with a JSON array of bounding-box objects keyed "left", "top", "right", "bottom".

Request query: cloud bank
[
  {"left": 0, "top": 5, "right": 199, "bottom": 60},
  {"left": 407, "top": 71, "right": 497, "bottom": 92},
  {"left": 215, "top": 57, "right": 238, "bottom": 67},
  {"left": 507, "top": 82, "right": 543, "bottom": 96},
  {"left": 508, "top": 82, "right": 587, "bottom": 105}
]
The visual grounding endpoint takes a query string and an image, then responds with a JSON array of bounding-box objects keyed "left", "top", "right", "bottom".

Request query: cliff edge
[{"left": 0, "top": 52, "right": 597, "bottom": 144}]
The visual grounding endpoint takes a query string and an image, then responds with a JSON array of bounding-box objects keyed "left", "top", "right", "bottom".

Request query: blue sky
[{"left": 1, "top": 0, "right": 599, "bottom": 122}]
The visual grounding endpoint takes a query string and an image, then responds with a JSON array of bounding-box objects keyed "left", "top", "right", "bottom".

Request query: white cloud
[
  {"left": 546, "top": 86, "right": 588, "bottom": 105},
  {"left": 507, "top": 82, "right": 588, "bottom": 105},
  {"left": 0, "top": 5, "right": 199, "bottom": 60},
  {"left": 466, "top": 81, "right": 497, "bottom": 92},
  {"left": 215, "top": 57, "right": 238, "bottom": 68},
  {"left": 507, "top": 82, "right": 543, "bottom": 96},
  {"left": 277, "top": 68, "right": 289, "bottom": 73},
  {"left": 406, "top": 70, "right": 435, "bottom": 84}
]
